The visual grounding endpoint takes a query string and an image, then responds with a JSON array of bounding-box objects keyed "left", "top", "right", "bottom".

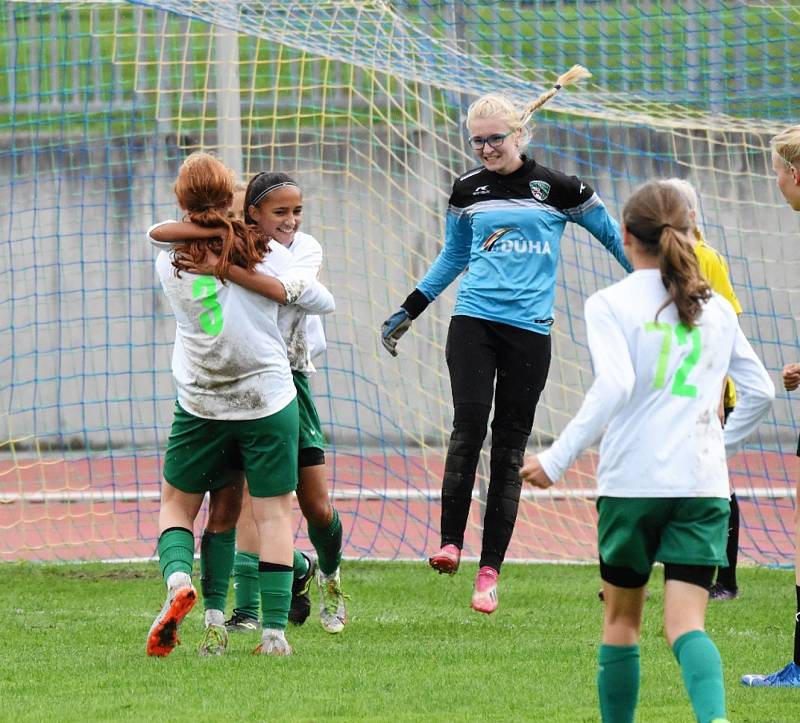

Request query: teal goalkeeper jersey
[{"left": 415, "top": 156, "right": 632, "bottom": 334}]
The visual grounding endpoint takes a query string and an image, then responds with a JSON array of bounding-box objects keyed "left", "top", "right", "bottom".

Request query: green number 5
[
  {"left": 644, "top": 321, "right": 701, "bottom": 398},
  {"left": 193, "top": 276, "right": 223, "bottom": 336}
]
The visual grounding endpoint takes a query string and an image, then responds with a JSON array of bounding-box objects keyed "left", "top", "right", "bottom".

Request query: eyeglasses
[{"left": 467, "top": 131, "right": 513, "bottom": 150}]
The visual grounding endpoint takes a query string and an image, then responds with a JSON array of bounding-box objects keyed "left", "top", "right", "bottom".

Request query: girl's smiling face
[{"left": 248, "top": 185, "right": 303, "bottom": 246}]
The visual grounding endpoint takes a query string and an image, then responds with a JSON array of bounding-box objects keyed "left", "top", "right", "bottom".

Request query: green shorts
[
  {"left": 163, "top": 399, "right": 299, "bottom": 498},
  {"left": 293, "top": 371, "right": 325, "bottom": 453},
  {"left": 597, "top": 496, "right": 730, "bottom": 577}
]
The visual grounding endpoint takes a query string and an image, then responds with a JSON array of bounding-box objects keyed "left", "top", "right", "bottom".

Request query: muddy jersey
[
  {"left": 278, "top": 231, "right": 328, "bottom": 374},
  {"left": 414, "top": 156, "right": 631, "bottom": 334},
  {"left": 538, "top": 269, "right": 774, "bottom": 497},
  {"left": 152, "top": 226, "right": 334, "bottom": 420}
]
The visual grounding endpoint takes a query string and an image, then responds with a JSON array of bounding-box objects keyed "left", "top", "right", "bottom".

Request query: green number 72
[{"left": 644, "top": 321, "right": 701, "bottom": 398}]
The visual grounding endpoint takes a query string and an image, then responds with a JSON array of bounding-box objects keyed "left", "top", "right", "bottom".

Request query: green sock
[
  {"left": 293, "top": 549, "right": 310, "bottom": 578},
  {"left": 258, "top": 563, "right": 293, "bottom": 630},
  {"left": 200, "top": 528, "right": 236, "bottom": 612},
  {"left": 232, "top": 551, "right": 260, "bottom": 620},
  {"left": 157, "top": 527, "right": 194, "bottom": 583},
  {"left": 673, "top": 630, "right": 726, "bottom": 723},
  {"left": 597, "top": 644, "right": 640, "bottom": 723},
  {"left": 308, "top": 507, "right": 342, "bottom": 575}
]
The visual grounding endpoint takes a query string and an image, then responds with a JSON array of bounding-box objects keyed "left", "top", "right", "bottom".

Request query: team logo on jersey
[
  {"left": 483, "top": 227, "right": 513, "bottom": 251},
  {"left": 473, "top": 185, "right": 491, "bottom": 196},
  {"left": 482, "top": 227, "right": 551, "bottom": 255},
  {"left": 529, "top": 180, "right": 551, "bottom": 202}
]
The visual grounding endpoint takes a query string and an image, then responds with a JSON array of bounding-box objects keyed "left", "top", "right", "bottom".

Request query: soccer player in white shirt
[
  {"left": 149, "top": 172, "right": 347, "bottom": 635},
  {"left": 146, "top": 153, "right": 334, "bottom": 658},
  {"left": 521, "top": 180, "right": 774, "bottom": 721}
]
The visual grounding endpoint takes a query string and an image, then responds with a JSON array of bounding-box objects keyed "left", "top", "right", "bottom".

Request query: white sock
[
  {"left": 205, "top": 609, "right": 225, "bottom": 627},
  {"left": 166, "top": 571, "right": 191, "bottom": 592}
]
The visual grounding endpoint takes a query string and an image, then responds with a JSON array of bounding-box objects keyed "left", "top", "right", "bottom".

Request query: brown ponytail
[
  {"left": 171, "top": 152, "right": 267, "bottom": 280},
  {"left": 623, "top": 181, "right": 711, "bottom": 328}
]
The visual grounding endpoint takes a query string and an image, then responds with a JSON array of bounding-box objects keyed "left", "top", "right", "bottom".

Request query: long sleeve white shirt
[
  {"left": 150, "top": 224, "right": 334, "bottom": 420},
  {"left": 539, "top": 269, "right": 774, "bottom": 498},
  {"left": 147, "top": 224, "right": 332, "bottom": 373}
]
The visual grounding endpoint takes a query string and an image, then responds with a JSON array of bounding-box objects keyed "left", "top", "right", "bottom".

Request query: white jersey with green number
[
  {"left": 538, "top": 269, "right": 774, "bottom": 498},
  {"left": 154, "top": 235, "right": 333, "bottom": 421}
]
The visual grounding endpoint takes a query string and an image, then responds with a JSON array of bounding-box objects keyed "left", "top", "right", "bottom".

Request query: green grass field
[{"left": 0, "top": 561, "right": 796, "bottom": 721}]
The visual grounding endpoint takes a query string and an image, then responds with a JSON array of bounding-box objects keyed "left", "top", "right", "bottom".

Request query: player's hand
[
  {"left": 178, "top": 249, "right": 219, "bottom": 276},
  {"left": 782, "top": 362, "right": 800, "bottom": 392},
  {"left": 520, "top": 454, "right": 553, "bottom": 489},
  {"left": 381, "top": 309, "right": 412, "bottom": 357}
]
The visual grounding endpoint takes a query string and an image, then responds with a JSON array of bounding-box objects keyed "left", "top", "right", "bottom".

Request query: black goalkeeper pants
[{"left": 440, "top": 315, "right": 551, "bottom": 571}]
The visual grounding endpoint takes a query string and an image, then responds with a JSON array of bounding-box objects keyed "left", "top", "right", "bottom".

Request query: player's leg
[
  {"left": 711, "top": 491, "right": 740, "bottom": 600},
  {"left": 660, "top": 498, "right": 729, "bottom": 719},
  {"left": 293, "top": 370, "right": 344, "bottom": 631},
  {"left": 599, "top": 578, "right": 647, "bottom": 723},
  {"left": 250, "top": 491, "right": 295, "bottom": 655},
  {"left": 237, "top": 399, "right": 300, "bottom": 656},
  {"left": 742, "top": 453, "right": 800, "bottom": 688},
  {"left": 197, "top": 476, "right": 243, "bottom": 656},
  {"left": 595, "top": 497, "right": 665, "bottom": 722},
  {"left": 472, "top": 323, "right": 550, "bottom": 614},
  {"left": 297, "top": 462, "right": 345, "bottom": 633},
  {"left": 431, "top": 316, "right": 495, "bottom": 575},
  {"left": 147, "top": 403, "right": 229, "bottom": 657},
  {"left": 147, "top": 481, "right": 204, "bottom": 657},
  {"left": 226, "top": 487, "right": 262, "bottom": 633},
  {"left": 663, "top": 570, "right": 727, "bottom": 721}
]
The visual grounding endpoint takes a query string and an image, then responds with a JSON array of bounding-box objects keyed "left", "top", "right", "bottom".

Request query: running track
[{"left": 1, "top": 451, "right": 796, "bottom": 565}]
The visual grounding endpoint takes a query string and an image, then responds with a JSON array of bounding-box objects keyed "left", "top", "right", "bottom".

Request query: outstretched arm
[
  {"left": 147, "top": 220, "right": 220, "bottom": 250},
  {"left": 381, "top": 205, "right": 471, "bottom": 356},
  {"left": 573, "top": 200, "right": 633, "bottom": 273},
  {"left": 177, "top": 249, "right": 334, "bottom": 312}
]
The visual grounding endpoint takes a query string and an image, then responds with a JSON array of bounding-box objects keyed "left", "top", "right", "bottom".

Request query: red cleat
[
  {"left": 146, "top": 585, "right": 197, "bottom": 657},
  {"left": 471, "top": 566, "right": 499, "bottom": 614},
  {"left": 429, "top": 544, "right": 461, "bottom": 575}
]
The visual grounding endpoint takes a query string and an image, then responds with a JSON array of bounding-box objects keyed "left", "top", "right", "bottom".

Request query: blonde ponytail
[
  {"left": 465, "top": 65, "right": 592, "bottom": 146},
  {"left": 623, "top": 181, "right": 711, "bottom": 328},
  {"left": 520, "top": 65, "right": 592, "bottom": 126}
]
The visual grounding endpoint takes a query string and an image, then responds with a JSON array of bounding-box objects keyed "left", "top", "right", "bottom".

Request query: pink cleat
[
  {"left": 471, "top": 566, "right": 499, "bottom": 614},
  {"left": 429, "top": 544, "right": 461, "bottom": 575}
]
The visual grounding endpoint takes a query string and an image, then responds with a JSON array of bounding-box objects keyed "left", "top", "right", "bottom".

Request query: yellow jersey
[{"left": 694, "top": 236, "right": 742, "bottom": 407}]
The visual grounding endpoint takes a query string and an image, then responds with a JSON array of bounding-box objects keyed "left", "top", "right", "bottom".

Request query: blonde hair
[
  {"left": 623, "top": 181, "right": 711, "bottom": 328},
  {"left": 465, "top": 65, "right": 592, "bottom": 146},
  {"left": 663, "top": 177, "right": 703, "bottom": 243},
  {"left": 771, "top": 124, "right": 800, "bottom": 168}
]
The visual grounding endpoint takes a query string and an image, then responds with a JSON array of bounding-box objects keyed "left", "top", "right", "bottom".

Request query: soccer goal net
[{"left": 1, "top": 0, "right": 797, "bottom": 564}]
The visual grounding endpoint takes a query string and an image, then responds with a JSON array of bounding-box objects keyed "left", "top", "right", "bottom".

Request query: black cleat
[{"left": 288, "top": 554, "right": 317, "bottom": 626}]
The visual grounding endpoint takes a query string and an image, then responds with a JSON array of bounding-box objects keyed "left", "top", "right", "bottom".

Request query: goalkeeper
[{"left": 380, "top": 66, "right": 631, "bottom": 614}]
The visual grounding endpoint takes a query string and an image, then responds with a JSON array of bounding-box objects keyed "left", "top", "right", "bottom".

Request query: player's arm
[
  {"left": 723, "top": 325, "right": 775, "bottom": 456},
  {"left": 381, "top": 200, "right": 471, "bottom": 356},
  {"left": 521, "top": 294, "right": 635, "bottom": 488},
  {"left": 565, "top": 179, "right": 632, "bottom": 273},
  {"left": 147, "top": 220, "right": 220, "bottom": 251},
  {"left": 176, "top": 248, "right": 289, "bottom": 305},
  {"left": 279, "top": 274, "right": 335, "bottom": 315}
]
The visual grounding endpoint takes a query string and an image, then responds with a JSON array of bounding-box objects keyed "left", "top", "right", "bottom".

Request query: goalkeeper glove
[{"left": 381, "top": 309, "right": 412, "bottom": 357}]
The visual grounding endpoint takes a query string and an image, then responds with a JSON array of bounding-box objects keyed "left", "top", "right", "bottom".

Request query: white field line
[{"left": 0, "top": 487, "right": 794, "bottom": 503}]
